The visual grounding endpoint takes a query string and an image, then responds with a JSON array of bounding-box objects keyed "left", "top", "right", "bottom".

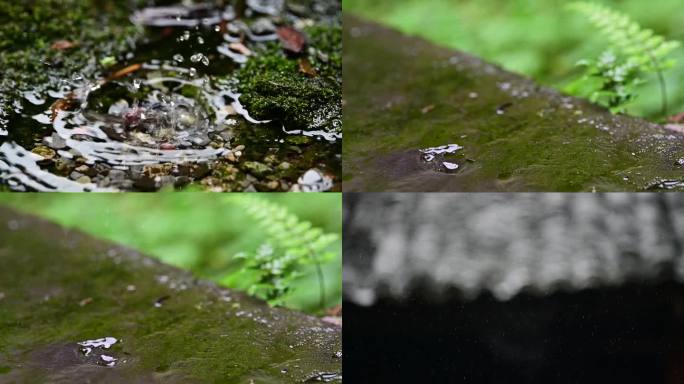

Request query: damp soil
[
  {"left": 0, "top": 206, "right": 342, "bottom": 382},
  {"left": 342, "top": 15, "right": 684, "bottom": 192},
  {"left": 0, "top": 1, "right": 341, "bottom": 192}
]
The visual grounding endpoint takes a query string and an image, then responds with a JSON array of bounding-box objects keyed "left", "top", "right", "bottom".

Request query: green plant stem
[
  {"left": 649, "top": 55, "right": 669, "bottom": 116},
  {"left": 308, "top": 249, "right": 326, "bottom": 310}
]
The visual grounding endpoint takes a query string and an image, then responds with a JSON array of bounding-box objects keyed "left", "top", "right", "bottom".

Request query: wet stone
[
  {"left": 0, "top": 207, "right": 341, "bottom": 383},
  {"left": 343, "top": 16, "right": 684, "bottom": 192}
]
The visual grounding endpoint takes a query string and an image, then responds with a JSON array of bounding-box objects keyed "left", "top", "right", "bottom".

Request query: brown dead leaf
[
  {"left": 298, "top": 58, "right": 317, "bottom": 77},
  {"left": 50, "top": 95, "right": 77, "bottom": 121},
  {"left": 277, "top": 26, "right": 306, "bottom": 55},
  {"left": 421, "top": 105, "right": 435, "bottom": 114},
  {"left": 107, "top": 63, "right": 142, "bottom": 81},
  {"left": 51, "top": 40, "right": 77, "bottom": 50},
  {"left": 228, "top": 42, "right": 252, "bottom": 56}
]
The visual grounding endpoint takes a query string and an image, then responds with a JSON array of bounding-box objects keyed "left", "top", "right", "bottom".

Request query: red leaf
[{"left": 276, "top": 26, "right": 306, "bottom": 54}]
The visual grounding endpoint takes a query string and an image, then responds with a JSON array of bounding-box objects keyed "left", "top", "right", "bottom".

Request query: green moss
[
  {"left": 234, "top": 25, "right": 342, "bottom": 132},
  {"left": 0, "top": 207, "right": 341, "bottom": 382},
  {"left": 343, "top": 16, "right": 684, "bottom": 192},
  {"left": 0, "top": 0, "right": 144, "bottom": 112}
]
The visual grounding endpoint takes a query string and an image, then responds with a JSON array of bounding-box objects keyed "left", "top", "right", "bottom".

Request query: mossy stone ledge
[
  {"left": 343, "top": 15, "right": 684, "bottom": 192},
  {"left": 0, "top": 207, "right": 341, "bottom": 383}
]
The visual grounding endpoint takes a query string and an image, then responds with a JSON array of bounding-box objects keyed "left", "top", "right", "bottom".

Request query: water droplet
[
  {"left": 173, "top": 54, "right": 184, "bottom": 63},
  {"left": 190, "top": 53, "right": 209, "bottom": 66},
  {"left": 214, "top": 25, "right": 221, "bottom": 32},
  {"left": 443, "top": 161, "right": 459, "bottom": 170},
  {"left": 100, "top": 355, "right": 117, "bottom": 367},
  {"left": 178, "top": 30, "right": 191, "bottom": 42}
]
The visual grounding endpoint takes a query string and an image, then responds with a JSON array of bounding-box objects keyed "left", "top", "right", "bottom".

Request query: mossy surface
[
  {"left": 0, "top": 207, "right": 341, "bottom": 383},
  {"left": 0, "top": 0, "right": 143, "bottom": 102},
  {"left": 235, "top": 25, "right": 342, "bottom": 132},
  {"left": 342, "top": 16, "right": 684, "bottom": 192}
]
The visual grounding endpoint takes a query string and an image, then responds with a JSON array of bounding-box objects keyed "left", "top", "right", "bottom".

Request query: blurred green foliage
[
  {"left": 0, "top": 193, "right": 341, "bottom": 314},
  {"left": 344, "top": 0, "right": 684, "bottom": 120},
  {"left": 229, "top": 197, "right": 339, "bottom": 309}
]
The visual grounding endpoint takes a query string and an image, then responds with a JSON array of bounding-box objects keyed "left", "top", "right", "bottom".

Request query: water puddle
[
  {"left": 418, "top": 144, "right": 465, "bottom": 173},
  {"left": 303, "top": 371, "right": 342, "bottom": 382},
  {"left": 0, "top": 0, "right": 341, "bottom": 191},
  {"left": 77, "top": 337, "right": 119, "bottom": 367}
]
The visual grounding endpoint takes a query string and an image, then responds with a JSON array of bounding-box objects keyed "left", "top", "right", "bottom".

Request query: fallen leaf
[
  {"left": 298, "top": 58, "right": 317, "bottom": 77},
  {"left": 50, "top": 95, "right": 77, "bottom": 121},
  {"left": 107, "top": 63, "right": 142, "bottom": 81},
  {"left": 228, "top": 42, "right": 252, "bottom": 56},
  {"left": 51, "top": 40, "right": 77, "bottom": 50},
  {"left": 421, "top": 105, "right": 435, "bottom": 114},
  {"left": 277, "top": 26, "right": 306, "bottom": 54}
]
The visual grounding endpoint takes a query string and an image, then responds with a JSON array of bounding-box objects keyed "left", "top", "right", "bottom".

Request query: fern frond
[
  {"left": 568, "top": 2, "right": 681, "bottom": 115},
  {"left": 230, "top": 196, "right": 339, "bottom": 309},
  {"left": 568, "top": 2, "right": 679, "bottom": 70}
]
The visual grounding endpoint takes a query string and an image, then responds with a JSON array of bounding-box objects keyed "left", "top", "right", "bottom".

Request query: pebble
[
  {"left": 31, "top": 145, "right": 56, "bottom": 160},
  {"left": 44, "top": 132, "right": 67, "bottom": 150},
  {"left": 277, "top": 162, "right": 291, "bottom": 170},
  {"left": 76, "top": 175, "right": 92, "bottom": 184},
  {"left": 69, "top": 171, "right": 85, "bottom": 180},
  {"left": 158, "top": 175, "right": 176, "bottom": 189},
  {"left": 108, "top": 169, "right": 126, "bottom": 182},
  {"left": 250, "top": 18, "right": 276, "bottom": 35}
]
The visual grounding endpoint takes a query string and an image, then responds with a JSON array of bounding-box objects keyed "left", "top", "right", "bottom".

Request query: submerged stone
[
  {"left": 0, "top": 207, "right": 341, "bottom": 383},
  {"left": 343, "top": 16, "right": 684, "bottom": 191}
]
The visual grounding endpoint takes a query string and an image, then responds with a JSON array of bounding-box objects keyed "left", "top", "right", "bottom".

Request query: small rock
[
  {"left": 69, "top": 171, "right": 84, "bottom": 180},
  {"left": 219, "top": 130, "right": 233, "bottom": 142},
  {"left": 108, "top": 170, "right": 126, "bottom": 182},
  {"left": 250, "top": 18, "right": 276, "bottom": 35},
  {"left": 54, "top": 158, "right": 74, "bottom": 174},
  {"left": 266, "top": 180, "right": 279, "bottom": 190},
  {"left": 233, "top": 145, "right": 245, "bottom": 152},
  {"left": 44, "top": 132, "right": 67, "bottom": 150},
  {"left": 277, "top": 162, "right": 291, "bottom": 170},
  {"left": 158, "top": 175, "right": 176, "bottom": 189},
  {"left": 296, "top": 169, "right": 333, "bottom": 192},
  {"left": 31, "top": 145, "right": 56, "bottom": 160},
  {"left": 75, "top": 165, "right": 96, "bottom": 177},
  {"left": 93, "top": 163, "right": 112, "bottom": 175},
  {"left": 76, "top": 175, "right": 92, "bottom": 184},
  {"left": 243, "top": 161, "right": 272, "bottom": 176},
  {"left": 175, "top": 176, "right": 191, "bottom": 187}
]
